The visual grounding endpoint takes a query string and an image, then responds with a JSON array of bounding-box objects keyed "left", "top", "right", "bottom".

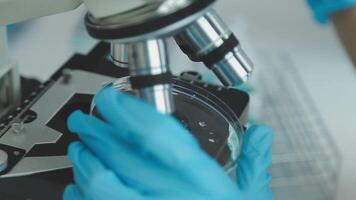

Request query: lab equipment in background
[
  {"left": 0, "top": 43, "right": 250, "bottom": 200},
  {"left": 249, "top": 50, "right": 341, "bottom": 200}
]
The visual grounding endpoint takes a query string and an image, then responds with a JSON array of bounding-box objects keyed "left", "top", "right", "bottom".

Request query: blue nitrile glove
[
  {"left": 307, "top": 0, "right": 356, "bottom": 23},
  {"left": 63, "top": 87, "right": 274, "bottom": 200}
]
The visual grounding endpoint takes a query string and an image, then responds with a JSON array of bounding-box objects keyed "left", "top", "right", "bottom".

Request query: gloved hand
[
  {"left": 63, "top": 87, "right": 274, "bottom": 200},
  {"left": 307, "top": 0, "right": 356, "bottom": 23}
]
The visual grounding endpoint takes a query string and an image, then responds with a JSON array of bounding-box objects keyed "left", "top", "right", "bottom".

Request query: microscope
[{"left": 0, "top": 1, "right": 252, "bottom": 199}]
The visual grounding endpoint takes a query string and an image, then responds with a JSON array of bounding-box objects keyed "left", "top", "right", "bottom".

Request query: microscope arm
[
  {"left": 0, "top": 0, "right": 146, "bottom": 68},
  {"left": 0, "top": 0, "right": 81, "bottom": 26},
  {"left": 0, "top": 0, "right": 146, "bottom": 117},
  {"left": 0, "top": 0, "right": 82, "bottom": 117},
  {"left": 0, "top": 0, "right": 146, "bottom": 26}
]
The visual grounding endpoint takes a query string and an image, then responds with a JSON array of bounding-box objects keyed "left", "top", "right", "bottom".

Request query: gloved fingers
[
  {"left": 241, "top": 125, "right": 274, "bottom": 157},
  {"left": 68, "top": 142, "right": 144, "bottom": 199},
  {"left": 67, "top": 111, "right": 142, "bottom": 178},
  {"left": 306, "top": 0, "right": 356, "bottom": 24},
  {"left": 88, "top": 169, "right": 145, "bottom": 200},
  {"left": 63, "top": 184, "right": 84, "bottom": 200},
  {"left": 238, "top": 158, "right": 272, "bottom": 191},
  {"left": 93, "top": 87, "right": 205, "bottom": 167},
  {"left": 238, "top": 125, "right": 273, "bottom": 182},
  {"left": 67, "top": 110, "right": 127, "bottom": 143},
  {"left": 237, "top": 145, "right": 272, "bottom": 185},
  {"left": 68, "top": 115, "right": 182, "bottom": 192},
  {"left": 68, "top": 142, "right": 106, "bottom": 192},
  {"left": 94, "top": 87, "right": 197, "bottom": 146},
  {"left": 236, "top": 125, "right": 274, "bottom": 191},
  {"left": 69, "top": 88, "right": 233, "bottom": 192}
]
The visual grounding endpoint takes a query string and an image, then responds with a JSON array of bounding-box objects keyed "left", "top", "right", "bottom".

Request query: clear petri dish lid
[{"left": 91, "top": 77, "right": 244, "bottom": 171}]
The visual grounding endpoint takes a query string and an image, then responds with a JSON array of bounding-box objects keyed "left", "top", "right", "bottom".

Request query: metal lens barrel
[
  {"left": 117, "top": 39, "right": 175, "bottom": 114},
  {"left": 174, "top": 9, "right": 253, "bottom": 86}
]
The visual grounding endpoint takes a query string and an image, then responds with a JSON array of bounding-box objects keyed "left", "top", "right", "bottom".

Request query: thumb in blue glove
[
  {"left": 236, "top": 125, "right": 274, "bottom": 200},
  {"left": 64, "top": 87, "right": 274, "bottom": 200}
]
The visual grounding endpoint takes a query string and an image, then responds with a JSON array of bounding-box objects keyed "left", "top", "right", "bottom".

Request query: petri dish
[{"left": 90, "top": 77, "right": 244, "bottom": 177}]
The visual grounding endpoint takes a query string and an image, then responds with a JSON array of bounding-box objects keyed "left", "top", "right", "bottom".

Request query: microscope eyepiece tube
[
  {"left": 174, "top": 9, "right": 253, "bottom": 86},
  {"left": 113, "top": 39, "right": 175, "bottom": 114}
]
